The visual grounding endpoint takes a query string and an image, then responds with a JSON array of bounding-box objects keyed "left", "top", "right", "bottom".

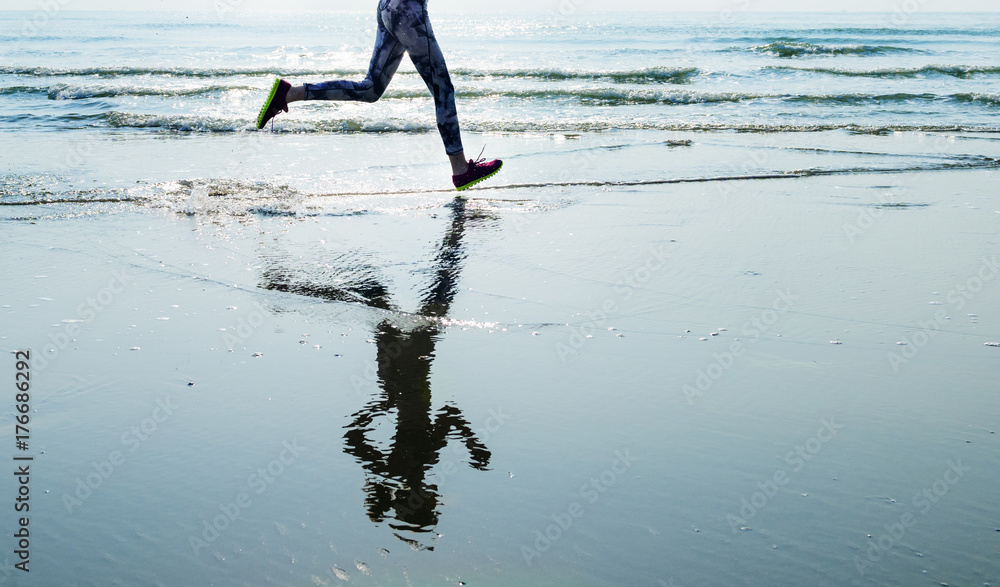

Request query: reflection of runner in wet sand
[
  {"left": 255, "top": 0, "right": 502, "bottom": 191},
  {"left": 343, "top": 199, "right": 490, "bottom": 542},
  {"left": 260, "top": 198, "right": 490, "bottom": 545}
]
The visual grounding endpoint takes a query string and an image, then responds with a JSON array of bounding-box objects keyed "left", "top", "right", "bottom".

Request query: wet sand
[{"left": 3, "top": 129, "right": 1000, "bottom": 585}]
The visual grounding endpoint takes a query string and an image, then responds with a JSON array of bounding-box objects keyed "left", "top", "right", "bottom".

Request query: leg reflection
[
  {"left": 259, "top": 199, "right": 491, "bottom": 544},
  {"left": 344, "top": 199, "right": 490, "bottom": 541}
]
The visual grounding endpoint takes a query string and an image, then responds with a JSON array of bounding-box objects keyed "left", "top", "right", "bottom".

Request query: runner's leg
[
  {"left": 380, "top": 0, "right": 464, "bottom": 157},
  {"left": 302, "top": 4, "right": 406, "bottom": 103}
]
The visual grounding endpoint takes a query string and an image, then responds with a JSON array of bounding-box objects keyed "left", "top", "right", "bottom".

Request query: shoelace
[{"left": 468, "top": 145, "right": 487, "bottom": 169}]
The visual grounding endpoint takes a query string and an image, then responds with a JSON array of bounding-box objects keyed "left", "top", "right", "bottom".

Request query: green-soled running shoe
[
  {"left": 256, "top": 78, "right": 291, "bottom": 130},
  {"left": 453, "top": 154, "right": 502, "bottom": 191}
]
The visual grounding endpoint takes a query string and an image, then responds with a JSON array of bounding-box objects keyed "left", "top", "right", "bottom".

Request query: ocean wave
[
  {"left": 766, "top": 64, "right": 1000, "bottom": 78},
  {"left": 0, "top": 85, "right": 48, "bottom": 96},
  {"left": 496, "top": 89, "right": 994, "bottom": 108},
  {"left": 103, "top": 111, "right": 438, "bottom": 133},
  {"left": 5, "top": 81, "right": 992, "bottom": 109},
  {"left": 15, "top": 84, "right": 746, "bottom": 104},
  {"left": 499, "top": 88, "right": 772, "bottom": 105},
  {"left": 96, "top": 111, "right": 1000, "bottom": 135},
  {"left": 0, "top": 65, "right": 367, "bottom": 78},
  {"left": 744, "top": 41, "right": 913, "bottom": 58},
  {"left": 46, "top": 83, "right": 257, "bottom": 100},
  {"left": 952, "top": 93, "right": 1000, "bottom": 107},
  {"left": 0, "top": 64, "right": 698, "bottom": 84},
  {"left": 784, "top": 92, "right": 942, "bottom": 105},
  {"left": 450, "top": 66, "right": 698, "bottom": 84}
]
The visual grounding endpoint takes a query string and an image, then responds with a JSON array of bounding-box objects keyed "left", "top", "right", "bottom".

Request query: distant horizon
[
  {"left": 3, "top": 7, "right": 1000, "bottom": 10},
  {"left": 3, "top": 0, "right": 999, "bottom": 12}
]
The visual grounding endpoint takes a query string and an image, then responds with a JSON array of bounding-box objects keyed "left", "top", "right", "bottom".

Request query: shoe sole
[
  {"left": 256, "top": 77, "right": 283, "bottom": 130},
  {"left": 455, "top": 162, "right": 503, "bottom": 191}
]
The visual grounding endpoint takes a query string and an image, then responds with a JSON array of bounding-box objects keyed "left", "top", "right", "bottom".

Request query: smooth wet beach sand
[{"left": 4, "top": 127, "right": 1000, "bottom": 585}]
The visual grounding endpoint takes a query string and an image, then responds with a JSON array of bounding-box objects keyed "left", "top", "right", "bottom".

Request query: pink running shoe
[
  {"left": 453, "top": 153, "right": 503, "bottom": 191},
  {"left": 256, "top": 78, "right": 291, "bottom": 130}
]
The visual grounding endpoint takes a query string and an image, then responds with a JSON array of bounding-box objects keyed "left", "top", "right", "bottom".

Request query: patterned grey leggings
[{"left": 303, "top": 0, "right": 464, "bottom": 156}]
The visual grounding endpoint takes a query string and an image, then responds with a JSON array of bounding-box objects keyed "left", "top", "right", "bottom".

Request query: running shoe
[
  {"left": 453, "top": 154, "right": 503, "bottom": 191},
  {"left": 256, "top": 78, "right": 291, "bottom": 130}
]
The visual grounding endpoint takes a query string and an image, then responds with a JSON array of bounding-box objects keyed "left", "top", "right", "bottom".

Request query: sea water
[{"left": 1, "top": 10, "right": 999, "bottom": 204}]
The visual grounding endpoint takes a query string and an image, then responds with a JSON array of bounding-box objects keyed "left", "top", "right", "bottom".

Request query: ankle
[
  {"left": 449, "top": 154, "right": 469, "bottom": 176},
  {"left": 287, "top": 85, "right": 305, "bottom": 103}
]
